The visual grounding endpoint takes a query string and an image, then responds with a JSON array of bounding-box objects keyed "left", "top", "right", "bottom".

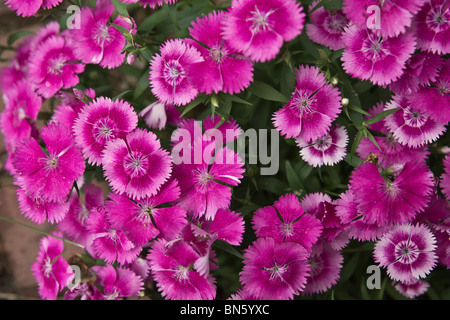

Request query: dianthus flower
[
  {"left": 221, "top": 0, "right": 305, "bottom": 62},
  {"left": 394, "top": 278, "right": 430, "bottom": 299},
  {"left": 252, "top": 193, "right": 322, "bottom": 252},
  {"left": 273, "top": 65, "right": 342, "bottom": 141},
  {"left": 149, "top": 38, "right": 204, "bottom": 106},
  {"left": 13, "top": 121, "right": 85, "bottom": 203},
  {"left": 187, "top": 11, "right": 254, "bottom": 95},
  {"left": 240, "top": 237, "right": 310, "bottom": 300},
  {"left": 147, "top": 238, "right": 217, "bottom": 300},
  {"left": 139, "top": 100, "right": 180, "bottom": 131},
  {"left": 31, "top": 232, "right": 74, "bottom": 300},
  {"left": 91, "top": 265, "right": 143, "bottom": 300},
  {"left": 5, "top": 0, "right": 63, "bottom": 17},
  {"left": 440, "top": 153, "right": 450, "bottom": 201},
  {"left": 374, "top": 223, "right": 437, "bottom": 283},
  {"left": 297, "top": 124, "right": 348, "bottom": 167},
  {"left": 102, "top": 128, "right": 172, "bottom": 200},
  {"left": 119, "top": 0, "right": 178, "bottom": 9},
  {"left": 73, "top": 97, "right": 138, "bottom": 166}
]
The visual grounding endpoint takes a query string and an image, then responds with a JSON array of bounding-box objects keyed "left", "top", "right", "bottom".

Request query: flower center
[
  {"left": 280, "top": 222, "right": 295, "bottom": 237},
  {"left": 43, "top": 257, "right": 53, "bottom": 278},
  {"left": 426, "top": 5, "right": 450, "bottom": 33},
  {"left": 438, "top": 80, "right": 450, "bottom": 96},
  {"left": 264, "top": 262, "right": 288, "bottom": 281},
  {"left": 48, "top": 55, "right": 66, "bottom": 75},
  {"left": 94, "top": 23, "right": 112, "bottom": 44},
  {"left": 403, "top": 107, "right": 428, "bottom": 128},
  {"left": 196, "top": 168, "right": 214, "bottom": 187},
  {"left": 209, "top": 45, "right": 227, "bottom": 63},
  {"left": 324, "top": 12, "right": 347, "bottom": 34},
  {"left": 123, "top": 153, "right": 149, "bottom": 178},
  {"left": 395, "top": 240, "right": 419, "bottom": 264},
  {"left": 164, "top": 61, "right": 185, "bottom": 86},
  {"left": 106, "top": 289, "right": 120, "bottom": 300},
  {"left": 93, "top": 118, "right": 117, "bottom": 143},
  {"left": 175, "top": 265, "right": 190, "bottom": 281},
  {"left": 247, "top": 6, "right": 275, "bottom": 34},
  {"left": 137, "top": 204, "right": 155, "bottom": 225},
  {"left": 384, "top": 180, "right": 400, "bottom": 199},
  {"left": 313, "top": 134, "right": 333, "bottom": 152},
  {"left": 308, "top": 255, "right": 323, "bottom": 277},
  {"left": 362, "top": 35, "right": 388, "bottom": 61},
  {"left": 292, "top": 89, "right": 317, "bottom": 118}
]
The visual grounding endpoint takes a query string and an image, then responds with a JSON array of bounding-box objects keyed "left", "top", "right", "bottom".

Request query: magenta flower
[
  {"left": 139, "top": 100, "right": 180, "bottom": 131},
  {"left": 303, "top": 242, "right": 343, "bottom": 295},
  {"left": 389, "top": 52, "right": 444, "bottom": 95},
  {"left": 343, "top": 0, "right": 425, "bottom": 38},
  {"left": 187, "top": 11, "right": 254, "bottom": 94},
  {"left": 16, "top": 187, "right": 70, "bottom": 225},
  {"left": 102, "top": 128, "right": 172, "bottom": 200},
  {"left": 105, "top": 179, "right": 186, "bottom": 245},
  {"left": 252, "top": 193, "right": 323, "bottom": 252},
  {"left": 335, "top": 190, "right": 388, "bottom": 242},
  {"left": 273, "top": 65, "right": 342, "bottom": 141},
  {"left": 416, "top": 0, "right": 450, "bottom": 54},
  {"left": 0, "top": 36, "right": 31, "bottom": 93},
  {"left": 86, "top": 206, "right": 142, "bottom": 265},
  {"left": 13, "top": 122, "right": 85, "bottom": 203},
  {"left": 306, "top": 1, "right": 349, "bottom": 50},
  {"left": 0, "top": 79, "right": 41, "bottom": 149},
  {"left": 5, "top": 0, "right": 63, "bottom": 17},
  {"left": 383, "top": 95, "right": 446, "bottom": 148},
  {"left": 394, "top": 278, "right": 430, "bottom": 299},
  {"left": 147, "top": 239, "right": 216, "bottom": 300},
  {"left": 441, "top": 154, "right": 450, "bottom": 201},
  {"left": 374, "top": 224, "right": 437, "bottom": 283},
  {"left": 91, "top": 265, "right": 143, "bottom": 300},
  {"left": 70, "top": 0, "right": 135, "bottom": 69},
  {"left": 28, "top": 34, "right": 85, "bottom": 98},
  {"left": 349, "top": 162, "right": 434, "bottom": 225},
  {"left": 222, "top": 0, "right": 305, "bottom": 62},
  {"left": 149, "top": 38, "right": 204, "bottom": 106},
  {"left": 341, "top": 26, "right": 416, "bottom": 86},
  {"left": 120, "top": 0, "right": 178, "bottom": 9},
  {"left": 73, "top": 97, "right": 138, "bottom": 166},
  {"left": 31, "top": 233, "right": 74, "bottom": 300},
  {"left": 408, "top": 59, "right": 450, "bottom": 124},
  {"left": 297, "top": 124, "right": 348, "bottom": 167},
  {"left": 240, "top": 237, "right": 310, "bottom": 300}
]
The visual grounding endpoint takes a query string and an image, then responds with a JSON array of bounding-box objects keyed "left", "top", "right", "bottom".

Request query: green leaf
[
  {"left": 213, "top": 240, "right": 245, "bottom": 260},
  {"left": 111, "top": 23, "right": 130, "bottom": 36},
  {"left": 113, "top": 90, "right": 131, "bottom": 101},
  {"left": 138, "top": 5, "right": 169, "bottom": 32},
  {"left": 111, "top": 0, "right": 129, "bottom": 16},
  {"left": 365, "top": 129, "right": 382, "bottom": 151},
  {"left": 340, "top": 252, "right": 361, "bottom": 283},
  {"left": 133, "top": 70, "right": 150, "bottom": 100},
  {"left": 365, "top": 107, "right": 400, "bottom": 125},
  {"left": 7, "top": 31, "right": 34, "bottom": 47},
  {"left": 258, "top": 177, "right": 288, "bottom": 195},
  {"left": 179, "top": 95, "right": 205, "bottom": 118},
  {"left": 247, "top": 81, "right": 289, "bottom": 103},
  {"left": 285, "top": 160, "right": 304, "bottom": 191},
  {"left": 350, "top": 129, "right": 364, "bottom": 161}
]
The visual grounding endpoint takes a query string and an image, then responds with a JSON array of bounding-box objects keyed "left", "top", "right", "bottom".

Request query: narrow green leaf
[
  {"left": 350, "top": 130, "right": 364, "bottom": 160},
  {"left": 111, "top": 0, "right": 129, "bottom": 16},
  {"left": 213, "top": 240, "right": 245, "bottom": 260},
  {"left": 133, "top": 70, "right": 150, "bottom": 100},
  {"left": 113, "top": 90, "right": 131, "bottom": 101},
  {"left": 248, "top": 81, "right": 289, "bottom": 103},
  {"left": 348, "top": 104, "right": 370, "bottom": 116},
  {"left": 7, "top": 31, "right": 34, "bottom": 47},
  {"left": 285, "top": 160, "right": 304, "bottom": 191},
  {"left": 365, "top": 107, "right": 400, "bottom": 125},
  {"left": 365, "top": 129, "right": 382, "bottom": 151},
  {"left": 179, "top": 96, "right": 205, "bottom": 118}
]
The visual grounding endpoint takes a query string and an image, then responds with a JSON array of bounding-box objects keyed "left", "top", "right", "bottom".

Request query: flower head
[
  {"left": 222, "top": 0, "right": 305, "bottom": 62},
  {"left": 102, "top": 128, "right": 172, "bottom": 200},
  {"left": 73, "top": 97, "right": 138, "bottom": 166},
  {"left": 416, "top": 0, "right": 450, "bottom": 54},
  {"left": 374, "top": 224, "right": 437, "bottom": 283},
  {"left": 91, "top": 265, "right": 143, "bottom": 300},
  {"left": 273, "top": 65, "right": 342, "bottom": 141},
  {"left": 240, "top": 237, "right": 310, "bottom": 300},
  {"left": 5, "top": 0, "right": 63, "bottom": 17}
]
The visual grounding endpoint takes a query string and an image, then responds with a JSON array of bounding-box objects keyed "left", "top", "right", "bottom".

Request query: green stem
[{"left": 0, "top": 215, "right": 85, "bottom": 249}]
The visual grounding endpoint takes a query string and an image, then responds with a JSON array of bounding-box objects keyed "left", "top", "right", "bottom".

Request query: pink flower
[
  {"left": 374, "top": 224, "right": 437, "bottom": 283},
  {"left": 306, "top": 1, "right": 349, "bottom": 50},
  {"left": 252, "top": 193, "right": 323, "bottom": 252},
  {"left": 139, "top": 100, "right": 180, "bottom": 131},
  {"left": 86, "top": 206, "right": 142, "bottom": 265},
  {"left": 0, "top": 79, "right": 41, "bottom": 149},
  {"left": 187, "top": 11, "right": 254, "bottom": 94},
  {"left": 222, "top": 0, "right": 305, "bottom": 62},
  {"left": 28, "top": 34, "right": 85, "bottom": 98},
  {"left": 13, "top": 122, "right": 85, "bottom": 203},
  {"left": 349, "top": 161, "right": 434, "bottom": 225},
  {"left": 441, "top": 154, "right": 450, "bottom": 201},
  {"left": 273, "top": 65, "right": 342, "bottom": 141},
  {"left": 149, "top": 38, "right": 204, "bottom": 106},
  {"left": 16, "top": 187, "right": 70, "bottom": 225},
  {"left": 343, "top": 0, "right": 425, "bottom": 38},
  {"left": 389, "top": 52, "right": 444, "bottom": 95},
  {"left": 297, "top": 124, "right": 348, "bottom": 167},
  {"left": 408, "top": 59, "right": 450, "bottom": 124},
  {"left": 415, "top": 0, "right": 450, "bottom": 54},
  {"left": 303, "top": 242, "right": 343, "bottom": 295},
  {"left": 5, "top": 0, "right": 63, "bottom": 17},
  {"left": 240, "top": 237, "right": 310, "bottom": 300},
  {"left": 31, "top": 233, "right": 74, "bottom": 300},
  {"left": 394, "top": 278, "right": 430, "bottom": 299},
  {"left": 69, "top": 0, "right": 135, "bottom": 69},
  {"left": 91, "top": 265, "right": 143, "bottom": 300},
  {"left": 102, "top": 128, "right": 172, "bottom": 200},
  {"left": 105, "top": 179, "right": 186, "bottom": 245},
  {"left": 341, "top": 25, "right": 416, "bottom": 86},
  {"left": 147, "top": 239, "right": 216, "bottom": 300},
  {"left": 383, "top": 95, "right": 446, "bottom": 148},
  {"left": 73, "top": 97, "right": 138, "bottom": 166}
]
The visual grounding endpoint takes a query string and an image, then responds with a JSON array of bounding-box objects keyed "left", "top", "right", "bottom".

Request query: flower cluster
[{"left": 0, "top": 0, "right": 449, "bottom": 301}]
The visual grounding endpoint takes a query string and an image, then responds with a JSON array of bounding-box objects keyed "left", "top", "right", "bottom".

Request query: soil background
[{"left": 0, "top": 2, "right": 82, "bottom": 300}]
